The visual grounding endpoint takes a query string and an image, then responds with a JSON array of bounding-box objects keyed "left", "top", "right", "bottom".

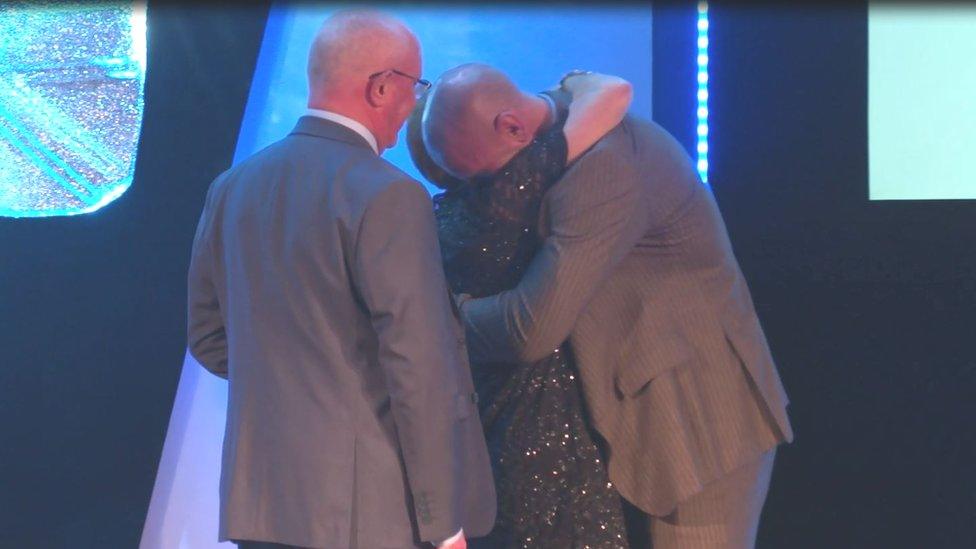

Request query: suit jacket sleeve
[
  {"left": 187, "top": 179, "right": 228, "bottom": 378},
  {"left": 352, "top": 178, "right": 466, "bottom": 543},
  {"left": 460, "top": 144, "right": 646, "bottom": 363}
]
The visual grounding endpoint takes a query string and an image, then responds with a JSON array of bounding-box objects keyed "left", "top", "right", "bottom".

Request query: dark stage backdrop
[
  {"left": 708, "top": 4, "right": 976, "bottom": 548},
  {"left": 0, "top": 4, "right": 269, "bottom": 547}
]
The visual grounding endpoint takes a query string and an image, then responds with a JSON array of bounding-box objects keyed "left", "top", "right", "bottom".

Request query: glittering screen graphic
[{"left": 0, "top": 2, "right": 146, "bottom": 218}]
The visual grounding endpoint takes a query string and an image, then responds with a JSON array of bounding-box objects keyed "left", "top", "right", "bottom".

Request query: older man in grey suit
[
  {"left": 187, "top": 12, "right": 495, "bottom": 549},
  {"left": 423, "top": 64, "right": 793, "bottom": 549}
]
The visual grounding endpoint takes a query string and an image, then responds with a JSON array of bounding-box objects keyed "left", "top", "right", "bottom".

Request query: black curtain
[{"left": 708, "top": 4, "right": 976, "bottom": 548}]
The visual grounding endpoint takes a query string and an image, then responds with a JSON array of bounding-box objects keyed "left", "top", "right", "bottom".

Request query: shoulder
[
  {"left": 360, "top": 167, "right": 433, "bottom": 220},
  {"left": 561, "top": 112, "right": 697, "bottom": 192},
  {"left": 206, "top": 137, "right": 297, "bottom": 200},
  {"left": 627, "top": 116, "right": 689, "bottom": 155},
  {"left": 537, "top": 124, "right": 642, "bottom": 216},
  {"left": 364, "top": 159, "right": 430, "bottom": 202},
  {"left": 287, "top": 136, "right": 430, "bottom": 210},
  {"left": 355, "top": 177, "right": 438, "bottom": 253},
  {"left": 563, "top": 127, "right": 638, "bottom": 188},
  {"left": 565, "top": 112, "right": 638, "bottom": 166}
]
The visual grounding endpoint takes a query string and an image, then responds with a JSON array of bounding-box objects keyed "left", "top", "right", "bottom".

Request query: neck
[
  {"left": 309, "top": 97, "right": 383, "bottom": 148},
  {"left": 522, "top": 94, "right": 552, "bottom": 138}
]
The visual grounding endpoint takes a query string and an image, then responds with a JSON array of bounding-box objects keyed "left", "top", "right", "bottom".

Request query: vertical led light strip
[{"left": 696, "top": 2, "right": 709, "bottom": 184}]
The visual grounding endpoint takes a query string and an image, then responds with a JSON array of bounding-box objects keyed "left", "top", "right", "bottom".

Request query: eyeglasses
[{"left": 369, "top": 68, "right": 431, "bottom": 97}]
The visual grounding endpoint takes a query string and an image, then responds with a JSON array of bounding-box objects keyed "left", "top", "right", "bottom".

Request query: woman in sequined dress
[{"left": 406, "top": 71, "right": 633, "bottom": 548}]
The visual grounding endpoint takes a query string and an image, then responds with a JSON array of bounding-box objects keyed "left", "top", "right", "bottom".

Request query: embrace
[{"left": 187, "top": 9, "right": 792, "bottom": 549}]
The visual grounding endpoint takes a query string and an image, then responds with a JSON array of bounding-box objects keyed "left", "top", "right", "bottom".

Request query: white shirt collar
[{"left": 304, "top": 108, "right": 379, "bottom": 154}]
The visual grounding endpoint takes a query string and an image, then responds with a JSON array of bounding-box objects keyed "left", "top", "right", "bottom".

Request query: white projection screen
[{"left": 869, "top": 5, "right": 976, "bottom": 200}]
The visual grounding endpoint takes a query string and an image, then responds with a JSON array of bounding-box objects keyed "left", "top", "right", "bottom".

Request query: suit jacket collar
[{"left": 289, "top": 116, "right": 375, "bottom": 152}]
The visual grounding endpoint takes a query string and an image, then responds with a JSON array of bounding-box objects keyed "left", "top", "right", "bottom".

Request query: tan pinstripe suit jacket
[{"left": 460, "top": 115, "right": 793, "bottom": 516}]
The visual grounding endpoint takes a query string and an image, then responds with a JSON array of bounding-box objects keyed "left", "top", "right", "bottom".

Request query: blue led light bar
[{"left": 696, "top": 2, "right": 709, "bottom": 184}]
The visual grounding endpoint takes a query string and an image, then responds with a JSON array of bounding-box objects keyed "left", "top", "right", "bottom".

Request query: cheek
[
  {"left": 472, "top": 152, "right": 491, "bottom": 175},
  {"left": 400, "top": 96, "right": 417, "bottom": 120}
]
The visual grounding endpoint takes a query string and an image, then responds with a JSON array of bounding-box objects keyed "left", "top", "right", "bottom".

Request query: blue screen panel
[{"left": 0, "top": 2, "right": 146, "bottom": 218}]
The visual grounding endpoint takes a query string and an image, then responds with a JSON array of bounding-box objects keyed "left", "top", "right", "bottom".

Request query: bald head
[
  {"left": 423, "top": 63, "right": 536, "bottom": 179},
  {"left": 305, "top": 10, "right": 422, "bottom": 152},
  {"left": 308, "top": 10, "right": 417, "bottom": 100}
]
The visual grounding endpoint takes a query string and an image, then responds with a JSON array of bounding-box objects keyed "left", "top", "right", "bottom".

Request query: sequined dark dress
[{"left": 428, "top": 93, "right": 629, "bottom": 549}]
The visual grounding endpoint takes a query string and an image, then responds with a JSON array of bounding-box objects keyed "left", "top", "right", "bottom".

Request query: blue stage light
[{"left": 696, "top": 2, "right": 709, "bottom": 184}]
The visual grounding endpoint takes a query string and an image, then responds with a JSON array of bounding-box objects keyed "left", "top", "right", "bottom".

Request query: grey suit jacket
[
  {"left": 187, "top": 117, "right": 495, "bottom": 548},
  {"left": 460, "top": 115, "right": 793, "bottom": 516}
]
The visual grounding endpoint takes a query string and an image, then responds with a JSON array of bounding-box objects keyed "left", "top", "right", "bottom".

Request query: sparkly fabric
[
  {"left": 427, "top": 91, "right": 629, "bottom": 548},
  {"left": 0, "top": 2, "right": 145, "bottom": 217}
]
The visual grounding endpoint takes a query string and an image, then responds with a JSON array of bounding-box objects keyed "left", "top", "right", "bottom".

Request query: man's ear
[
  {"left": 494, "top": 111, "right": 530, "bottom": 144},
  {"left": 367, "top": 71, "right": 391, "bottom": 107}
]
